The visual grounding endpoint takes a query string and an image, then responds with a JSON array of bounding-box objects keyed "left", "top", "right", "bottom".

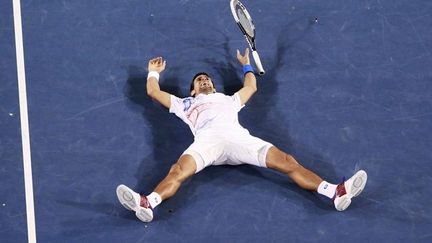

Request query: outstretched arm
[
  {"left": 146, "top": 57, "right": 171, "bottom": 109},
  {"left": 236, "top": 48, "right": 257, "bottom": 106}
]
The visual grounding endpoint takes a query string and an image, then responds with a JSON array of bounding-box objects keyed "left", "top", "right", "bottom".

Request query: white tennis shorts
[{"left": 183, "top": 129, "right": 273, "bottom": 173}]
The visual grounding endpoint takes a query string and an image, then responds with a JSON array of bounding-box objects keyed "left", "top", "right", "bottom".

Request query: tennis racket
[{"left": 230, "top": 0, "right": 265, "bottom": 75}]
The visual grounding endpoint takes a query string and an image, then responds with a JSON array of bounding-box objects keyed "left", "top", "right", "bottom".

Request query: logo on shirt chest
[{"left": 182, "top": 98, "right": 195, "bottom": 112}]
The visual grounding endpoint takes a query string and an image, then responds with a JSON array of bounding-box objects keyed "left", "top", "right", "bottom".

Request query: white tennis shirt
[{"left": 169, "top": 92, "right": 246, "bottom": 136}]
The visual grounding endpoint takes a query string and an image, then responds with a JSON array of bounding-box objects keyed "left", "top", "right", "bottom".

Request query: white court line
[{"left": 12, "top": 0, "right": 37, "bottom": 242}]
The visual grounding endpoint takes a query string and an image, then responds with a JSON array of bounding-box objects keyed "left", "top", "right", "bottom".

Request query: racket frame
[{"left": 230, "top": 0, "right": 265, "bottom": 75}]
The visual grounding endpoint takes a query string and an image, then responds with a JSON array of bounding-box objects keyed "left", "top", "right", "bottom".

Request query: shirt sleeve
[
  {"left": 169, "top": 95, "right": 196, "bottom": 121},
  {"left": 169, "top": 95, "right": 184, "bottom": 117},
  {"left": 232, "top": 92, "right": 245, "bottom": 112}
]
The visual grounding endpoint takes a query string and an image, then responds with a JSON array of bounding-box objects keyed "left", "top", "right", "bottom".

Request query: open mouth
[{"left": 200, "top": 82, "right": 210, "bottom": 88}]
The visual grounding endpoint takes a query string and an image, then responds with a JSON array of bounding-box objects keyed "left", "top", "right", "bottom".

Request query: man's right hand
[
  {"left": 148, "top": 57, "right": 166, "bottom": 73},
  {"left": 146, "top": 56, "right": 171, "bottom": 109}
]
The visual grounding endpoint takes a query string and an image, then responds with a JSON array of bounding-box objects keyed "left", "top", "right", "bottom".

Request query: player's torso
[{"left": 183, "top": 93, "right": 241, "bottom": 132}]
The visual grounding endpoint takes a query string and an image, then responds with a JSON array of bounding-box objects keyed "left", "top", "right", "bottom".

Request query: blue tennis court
[{"left": 1, "top": 0, "right": 431, "bottom": 242}]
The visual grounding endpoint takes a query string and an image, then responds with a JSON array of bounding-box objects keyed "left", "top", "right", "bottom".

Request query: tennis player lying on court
[{"left": 116, "top": 48, "right": 367, "bottom": 222}]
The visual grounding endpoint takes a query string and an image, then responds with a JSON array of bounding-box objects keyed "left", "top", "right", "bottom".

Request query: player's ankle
[
  {"left": 317, "top": 181, "right": 337, "bottom": 199},
  {"left": 146, "top": 192, "right": 162, "bottom": 209}
]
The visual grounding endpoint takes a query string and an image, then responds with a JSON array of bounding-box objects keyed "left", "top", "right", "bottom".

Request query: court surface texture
[{"left": 1, "top": 0, "right": 431, "bottom": 242}]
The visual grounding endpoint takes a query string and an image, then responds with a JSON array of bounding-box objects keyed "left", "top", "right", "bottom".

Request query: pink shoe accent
[
  {"left": 333, "top": 182, "right": 347, "bottom": 200},
  {"left": 140, "top": 195, "right": 152, "bottom": 209}
]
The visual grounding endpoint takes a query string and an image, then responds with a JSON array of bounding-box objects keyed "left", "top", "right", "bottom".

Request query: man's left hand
[{"left": 237, "top": 48, "right": 250, "bottom": 65}]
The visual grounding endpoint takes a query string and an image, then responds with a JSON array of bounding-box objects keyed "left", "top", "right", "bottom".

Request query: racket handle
[{"left": 252, "top": 50, "right": 265, "bottom": 75}]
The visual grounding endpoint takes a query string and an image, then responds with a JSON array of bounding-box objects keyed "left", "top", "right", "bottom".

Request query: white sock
[
  {"left": 317, "top": 181, "right": 338, "bottom": 199},
  {"left": 147, "top": 192, "right": 162, "bottom": 209}
]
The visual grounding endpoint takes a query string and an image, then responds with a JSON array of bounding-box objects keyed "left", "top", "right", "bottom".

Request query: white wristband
[{"left": 147, "top": 71, "right": 160, "bottom": 81}]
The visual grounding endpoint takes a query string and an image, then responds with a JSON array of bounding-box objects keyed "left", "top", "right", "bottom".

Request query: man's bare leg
[
  {"left": 153, "top": 154, "right": 197, "bottom": 200},
  {"left": 116, "top": 154, "right": 197, "bottom": 222},
  {"left": 265, "top": 146, "right": 368, "bottom": 211},
  {"left": 265, "top": 146, "right": 323, "bottom": 191}
]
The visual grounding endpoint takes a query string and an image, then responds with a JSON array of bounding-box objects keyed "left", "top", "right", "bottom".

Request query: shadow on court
[{"left": 121, "top": 15, "right": 338, "bottom": 219}]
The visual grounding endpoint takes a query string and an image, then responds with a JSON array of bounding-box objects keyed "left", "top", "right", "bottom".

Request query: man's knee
[
  {"left": 168, "top": 163, "right": 184, "bottom": 180},
  {"left": 266, "top": 147, "right": 300, "bottom": 172},
  {"left": 283, "top": 153, "right": 298, "bottom": 165},
  {"left": 168, "top": 158, "right": 196, "bottom": 182}
]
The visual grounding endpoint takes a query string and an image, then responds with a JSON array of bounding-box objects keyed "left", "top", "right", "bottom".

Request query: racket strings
[{"left": 236, "top": 7, "right": 254, "bottom": 37}]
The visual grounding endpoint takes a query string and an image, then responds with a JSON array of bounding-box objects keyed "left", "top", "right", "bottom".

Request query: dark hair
[{"left": 189, "top": 72, "right": 215, "bottom": 95}]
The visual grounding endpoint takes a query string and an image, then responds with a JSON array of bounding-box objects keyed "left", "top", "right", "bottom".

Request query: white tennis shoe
[
  {"left": 333, "top": 170, "right": 368, "bottom": 211},
  {"left": 116, "top": 184, "right": 153, "bottom": 222}
]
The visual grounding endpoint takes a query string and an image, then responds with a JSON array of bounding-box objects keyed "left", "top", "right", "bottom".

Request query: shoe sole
[
  {"left": 335, "top": 170, "right": 368, "bottom": 211},
  {"left": 335, "top": 195, "right": 351, "bottom": 211},
  {"left": 350, "top": 170, "right": 367, "bottom": 198},
  {"left": 136, "top": 208, "right": 153, "bottom": 223},
  {"left": 116, "top": 185, "right": 138, "bottom": 211}
]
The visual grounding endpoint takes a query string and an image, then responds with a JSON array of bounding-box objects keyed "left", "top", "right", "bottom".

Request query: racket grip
[{"left": 252, "top": 50, "right": 265, "bottom": 75}]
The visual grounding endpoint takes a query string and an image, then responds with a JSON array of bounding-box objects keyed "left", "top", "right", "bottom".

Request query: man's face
[{"left": 192, "top": 74, "right": 215, "bottom": 96}]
